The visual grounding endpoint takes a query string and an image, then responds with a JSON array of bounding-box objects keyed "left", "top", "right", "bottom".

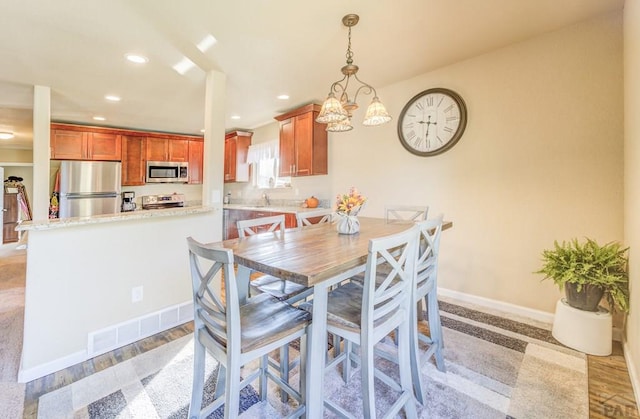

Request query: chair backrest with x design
[
  {"left": 385, "top": 205, "right": 429, "bottom": 224},
  {"left": 237, "top": 214, "right": 286, "bottom": 237},
  {"left": 414, "top": 214, "right": 443, "bottom": 302},
  {"left": 361, "top": 225, "right": 419, "bottom": 339},
  {"left": 296, "top": 208, "right": 333, "bottom": 228},
  {"left": 187, "top": 237, "right": 239, "bottom": 359}
]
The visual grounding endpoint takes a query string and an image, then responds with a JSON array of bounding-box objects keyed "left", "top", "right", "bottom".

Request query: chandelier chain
[{"left": 345, "top": 26, "right": 353, "bottom": 65}]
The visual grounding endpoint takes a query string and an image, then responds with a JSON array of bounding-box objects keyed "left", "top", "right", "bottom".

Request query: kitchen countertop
[
  {"left": 223, "top": 204, "right": 331, "bottom": 214},
  {"left": 17, "top": 205, "right": 216, "bottom": 231}
]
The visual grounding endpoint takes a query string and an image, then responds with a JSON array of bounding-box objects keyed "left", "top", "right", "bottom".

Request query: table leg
[
  {"left": 305, "top": 282, "right": 329, "bottom": 418},
  {"left": 236, "top": 265, "right": 251, "bottom": 304}
]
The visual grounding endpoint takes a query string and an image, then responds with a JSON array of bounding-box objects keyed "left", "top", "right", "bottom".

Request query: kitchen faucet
[{"left": 262, "top": 192, "right": 270, "bottom": 206}]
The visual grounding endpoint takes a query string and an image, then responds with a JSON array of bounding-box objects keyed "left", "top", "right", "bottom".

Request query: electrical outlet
[
  {"left": 295, "top": 188, "right": 299, "bottom": 196},
  {"left": 131, "top": 286, "right": 143, "bottom": 303}
]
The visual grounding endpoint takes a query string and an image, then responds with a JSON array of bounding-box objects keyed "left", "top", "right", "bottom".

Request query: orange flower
[{"left": 335, "top": 187, "right": 367, "bottom": 216}]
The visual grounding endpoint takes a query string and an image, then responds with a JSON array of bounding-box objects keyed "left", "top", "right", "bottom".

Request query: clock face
[{"left": 397, "top": 88, "right": 467, "bottom": 156}]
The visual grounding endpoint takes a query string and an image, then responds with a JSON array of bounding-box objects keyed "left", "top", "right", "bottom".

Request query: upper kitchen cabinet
[
  {"left": 224, "top": 131, "right": 252, "bottom": 183},
  {"left": 121, "top": 135, "right": 146, "bottom": 186},
  {"left": 146, "top": 137, "right": 189, "bottom": 162},
  {"left": 188, "top": 139, "right": 204, "bottom": 184},
  {"left": 275, "top": 104, "right": 327, "bottom": 177},
  {"left": 50, "top": 123, "right": 122, "bottom": 161}
]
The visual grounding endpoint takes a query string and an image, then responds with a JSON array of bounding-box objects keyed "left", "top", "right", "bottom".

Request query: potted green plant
[{"left": 536, "top": 238, "right": 629, "bottom": 313}]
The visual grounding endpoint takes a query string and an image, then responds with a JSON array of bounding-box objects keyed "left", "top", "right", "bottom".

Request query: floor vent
[{"left": 87, "top": 301, "right": 194, "bottom": 358}]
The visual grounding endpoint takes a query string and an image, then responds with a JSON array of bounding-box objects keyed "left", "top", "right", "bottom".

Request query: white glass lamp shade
[
  {"left": 362, "top": 97, "right": 392, "bottom": 126},
  {"left": 316, "top": 93, "right": 348, "bottom": 123},
  {"left": 326, "top": 117, "right": 353, "bottom": 132}
]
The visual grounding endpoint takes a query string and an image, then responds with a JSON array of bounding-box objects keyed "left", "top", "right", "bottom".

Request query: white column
[
  {"left": 32, "top": 86, "right": 51, "bottom": 221},
  {"left": 202, "top": 70, "right": 226, "bottom": 210}
]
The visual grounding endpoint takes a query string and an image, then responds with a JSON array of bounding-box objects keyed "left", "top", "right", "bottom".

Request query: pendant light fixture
[{"left": 316, "top": 14, "right": 391, "bottom": 132}]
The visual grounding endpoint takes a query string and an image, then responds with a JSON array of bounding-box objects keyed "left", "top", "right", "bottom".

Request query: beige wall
[
  {"left": 624, "top": 0, "right": 640, "bottom": 402},
  {"left": 0, "top": 148, "right": 32, "bottom": 163},
  {"left": 230, "top": 12, "right": 624, "bottom": 314}
]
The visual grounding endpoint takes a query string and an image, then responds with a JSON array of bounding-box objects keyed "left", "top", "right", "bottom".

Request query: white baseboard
[
  {"left": 18, "top": 349, "right": 86, "bottom": 383},
  {"left": 623, "top": 338, "right": 640, "bottom": 411},
  {"left": 438, "top": 287, "right": 555, "bottom": 324},
  {"left": 438, "top": 288, "right": 624, "bottom": 341},
  {"left": 17, "top": 301, "right": 194, "bottom": 383}
]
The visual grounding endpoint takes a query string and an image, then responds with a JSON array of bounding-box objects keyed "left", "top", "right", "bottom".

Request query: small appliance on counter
[
  {"left": 121, "top": 191, "right": 136, "bottom": 212},
  {"left": 141, "top": 193, "right": 186, "bottom": 210}
]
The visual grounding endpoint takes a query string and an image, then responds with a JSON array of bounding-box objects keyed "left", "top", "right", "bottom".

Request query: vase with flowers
[{"left": 335, "top": 187, "right": 367, "bottom": 234}]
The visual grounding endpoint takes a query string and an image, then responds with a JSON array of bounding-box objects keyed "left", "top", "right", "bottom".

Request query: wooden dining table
[{"left": 215, "top": 216, "right": 452, "bottom": 418}]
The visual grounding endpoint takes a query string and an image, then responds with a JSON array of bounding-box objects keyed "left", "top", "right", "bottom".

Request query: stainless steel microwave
[{"left": 146, "top": 161, "right": 189, "bottom": 183}]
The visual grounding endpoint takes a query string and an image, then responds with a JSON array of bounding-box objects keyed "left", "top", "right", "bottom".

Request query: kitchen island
[{"left": 17, "top": 205, "right": 219, "bottom": 383}]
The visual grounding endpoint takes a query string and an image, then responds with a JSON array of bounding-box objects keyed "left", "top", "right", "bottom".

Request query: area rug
[{"left": 35, "top": 299, "right": 588, "bottom": 418}]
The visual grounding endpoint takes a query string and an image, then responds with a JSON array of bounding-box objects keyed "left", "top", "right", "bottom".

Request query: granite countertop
[
  {"left": 18, "top": 205, "right": 216, "bottom": 231},
  {"left": 223, "top": 204, "right": 331, "bottom": 214}
]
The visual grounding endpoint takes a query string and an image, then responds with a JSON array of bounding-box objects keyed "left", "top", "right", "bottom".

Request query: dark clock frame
[{"left": 397, "top": 87, "right": 468, "bottom": 157}]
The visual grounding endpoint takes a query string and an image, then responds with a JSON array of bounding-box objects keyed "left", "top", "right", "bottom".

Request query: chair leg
[
  {"left": 225, "top": 354, "right": 241, "bottom": 419},
  {"left": 360, "top": 334, "right": 376, "bottom": 419},
  {"left": 409, "top": 302, "right": 426, "bottom": 405},
  {"left": 189, "top": 335, "right": 206, "bottom": 418},
  {"left": 260, "top": 355, "right": 268, "bottom": 401},
  {"left": 215, "top": 365, "right": 226, "bottom": 400},
  {"left": 427, "top": 293, "right": 446, "bottom": 372},
  {"left": 280, "top": 345, "right": 290, "bottom": 402},
  {"left": 342, "top": 340, "right": 352, "bottom": 383},
  {"left": 398, "top": 321, "right": 418, "bottom": 418}
]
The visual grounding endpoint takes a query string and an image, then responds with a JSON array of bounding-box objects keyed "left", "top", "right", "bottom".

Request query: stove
[{"left": 141, "top": 194, "right": 186, "bottom": 210}]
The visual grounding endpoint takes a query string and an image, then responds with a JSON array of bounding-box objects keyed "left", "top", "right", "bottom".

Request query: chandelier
[{"left": 316, "top": 14, "right": 392, "bottom": 132}]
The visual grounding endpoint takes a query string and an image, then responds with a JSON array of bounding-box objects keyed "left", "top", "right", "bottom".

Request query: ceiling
[{"left": 0, "top": 0, "right": 625, "bottom": 150}]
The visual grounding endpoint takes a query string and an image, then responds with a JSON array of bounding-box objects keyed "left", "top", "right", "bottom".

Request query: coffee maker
[{"left": 121, "top": 191, "right": 136, "bottom": 212}]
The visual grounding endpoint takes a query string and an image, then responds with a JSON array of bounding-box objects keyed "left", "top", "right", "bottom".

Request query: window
[{"left": 247, "top": 140, "right": 291, "bottom": 189}]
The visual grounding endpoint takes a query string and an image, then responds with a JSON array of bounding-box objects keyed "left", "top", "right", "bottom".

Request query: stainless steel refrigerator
[{"left": 59, "top": 161, "right": 121, "bottom": 218}]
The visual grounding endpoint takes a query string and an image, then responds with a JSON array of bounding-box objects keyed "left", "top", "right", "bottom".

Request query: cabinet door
[
  {"left": 278, "top": 118, "right": 295, "bottom": 177},
  {"left": 122, "top": 136, "right": 146, "bottom": 186},
  {"left": 51, "top": 129, "right": 86, "bottom": 160},
  {"left": 146, "top": 138, "right": 168, "bottom": 161},
  {"left": 169, "top": 139, "right": 189, "bottom": 162},
  {"left": 88, "top": 132, "right": 121, "bottom": 161},
  {"left": 188, "top": 140, "right": 203, "bottom": 184},
  {"left": 293, "top": 112, "right": 314, "bottom": 176},
  {"left": 235, "top": 136, "right": 251, "bottom": 182},
  {"left": 224, "top": 137, "right": 237, "bottom": 182},
  {"left": 2, "top": 193, "right": 19, "bottom": 244}
]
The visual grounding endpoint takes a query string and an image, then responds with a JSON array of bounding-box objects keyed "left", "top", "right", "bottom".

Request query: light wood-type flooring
[{"left": 0, "top": 246, "right": 637, "bottom": 418}]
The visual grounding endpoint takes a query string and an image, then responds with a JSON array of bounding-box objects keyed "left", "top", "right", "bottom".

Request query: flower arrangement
[{"left": 335, "top": 187, "right": 367, "bottom": 216}]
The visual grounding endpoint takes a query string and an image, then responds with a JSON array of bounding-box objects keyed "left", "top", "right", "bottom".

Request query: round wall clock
[{"left": 397, "top": 87, "right": 467, "bottom": 156}]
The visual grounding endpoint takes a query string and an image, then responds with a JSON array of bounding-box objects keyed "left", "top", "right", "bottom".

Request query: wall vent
[{"left": 87, "top": 301, "right": 193, "bottom": 358}]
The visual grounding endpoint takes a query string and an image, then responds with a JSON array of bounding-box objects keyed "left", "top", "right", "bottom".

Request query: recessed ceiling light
[
  {"left": 0, "top": 132, "right": 14, "bottom": 140},
  {"left": 105, "top": 95, "right": 121, "bottom": 102},
  {"left": 173, "top": 57, "right": 195, "bottom": 75},
  {"left": 125, "top": 53, "right": 148, "bottom": 64},
  {"left": 230, "top": 115, "right": 241, "bottom": 120},
  {"left": 277, "top": 94, "right": 290, "bottom": 100},
  {"left": 197, "top": 34, "right": 218, "bottom": 53},
  {"left": 93, "top": 116, "right": 106, "bottom": 121}
]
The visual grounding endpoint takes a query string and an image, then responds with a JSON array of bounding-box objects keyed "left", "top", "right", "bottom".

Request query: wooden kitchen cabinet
[
  {"left": 2, "top": 191, "right": 19, "bottom": 244},
  {"left": 275, "top": 103, "right": 327, "bottom": 177},
  {"left": 146, "top": 137, "right": 189, "bottom": 162},
  {"left": 224, "top": 131, "right": 252, "bottom": 183},
  {"left": 121, "top": 135, "right": 146, "bottom": 186},
  {"left": 223, "top": 209, "right": 296, "bottom": 240},
  {"left": 188, "top": 139, "right": 204, "bottom": 184},
  {"left": 51, "top": 124, "right": 121, "bottom": 161}
]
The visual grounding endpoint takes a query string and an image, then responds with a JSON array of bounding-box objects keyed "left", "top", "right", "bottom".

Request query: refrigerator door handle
[{"left": 63, "top": 192, "right": 118, "bottom": 199}]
